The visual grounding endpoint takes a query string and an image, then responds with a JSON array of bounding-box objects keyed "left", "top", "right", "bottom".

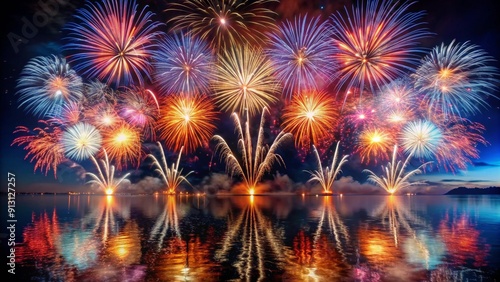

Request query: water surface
[{"left": 3, "top": 194, "right": 500, "bottom": 281}]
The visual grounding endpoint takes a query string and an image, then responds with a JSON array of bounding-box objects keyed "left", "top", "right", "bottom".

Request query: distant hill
[{"left": 445, "top": 187, "right": 500, "bottom": 195}]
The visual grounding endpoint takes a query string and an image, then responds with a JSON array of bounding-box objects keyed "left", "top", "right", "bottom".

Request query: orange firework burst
[
  {"left": 101, "top": 122, "right": 142, "bottom": 170},
  {"left": 356, "top": 127, "right": 394, "bottom": 164},
  {"left": 11, "top": 120, "right": 65, "bottom": 178},
  {"left": 157, "top": 94, "right": 218, "bottom": 154},
  {"left": 281, "top": 90, "right": 338, "bottom": 149}
]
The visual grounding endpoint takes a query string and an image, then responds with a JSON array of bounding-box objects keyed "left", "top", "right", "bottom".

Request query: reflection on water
[{"left": 7, "top": 194, "right": 500, "bottom": 281}]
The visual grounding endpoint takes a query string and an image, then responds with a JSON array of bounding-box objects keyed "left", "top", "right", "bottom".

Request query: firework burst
[
  {"left": 146, "top": 142, "right": 193, "bottom": 194},
  {"left": 63, "top": 0, "right": 164, "bottom": 86},
  {"left": 413, "top": 40, "right": 500, "bottom": 118},
  {"left": 266, "top": 14, "right": 337, "bottom": 99},
  {"left": 101, "top": 122, "right": 142, "bottom": 170},
  {"left": 16, "top": 55, "right": 83, "bottom": 118},
  {"left": 356, "top": 127, "right": 394, "bottom": 164},
  {"left": 281, "top": 90, "right": 338, "bottom": 149},
  {"left": 433, "top": 117, "right": 488, "bottom": 172},
  {"left": 118, "top": 87, "right": 160, "bottom": 141},
  {"left": 167, "top": 0, "right": 278, "bottom": 50},
  {"left": 152, "top": 32, "right": 215, "bottom": 96},
  {"left": 329, "top": 0, "right": 430, "bottom": 95},
  {"left": 399, "top": 120, "right": 442, "bottom": 159},
  {"left": 82, "top": 80, "right": 117, "bottom": 107},
  {"left": 86, "top": 149, "right": 131, "bottom": 195},
  {"left": 364, "top": 145, "right": 431, "bottom": 194},
  {"left": 157, "top": 94, "right": 218, "bottom": 154},
  {"left": 11, "top": 120, "right": 66, "bottom": 178},
  {"left": 61, "top": 122, "right": 103, "bottom": 161},
  {"left": 212, "top": 107, "right": 292, "bottom": 194},
  {"left": 212, "top": 45, "right": 279, "bottom": 117},
  {"left": 306, "top": 142, "right": 349, "bottom": 194}
]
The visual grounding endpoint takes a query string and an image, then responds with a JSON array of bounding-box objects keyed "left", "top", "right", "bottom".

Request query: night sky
[{"left": 1, "top": 0, "right": 499, "bottom": 193}]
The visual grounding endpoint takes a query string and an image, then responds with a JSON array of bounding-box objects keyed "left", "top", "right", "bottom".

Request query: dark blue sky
[{"left": 1, "top": 0, "right": 499, "bottom": 192}]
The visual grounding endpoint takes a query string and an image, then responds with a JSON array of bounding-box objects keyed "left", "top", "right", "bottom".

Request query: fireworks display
[
  {"left": 413, "top": 40, "right": 500, "bottom": 118},
  {"left": 329, "top": 0, "right": 431, "bottom": 95},
  {"left": 86, "top": 149, "right": 131, "bottom": 195},
  {"left": 281, "top": 90, "right": 338, "bottom": 150},
  {"left": 152, "top": 32, "right": 215, "bottom": 96},
  {"left": 266, "top": 14, "right": 337, "bottom": 99},
  {"left": 7, "top": 0, "right": 500, "bottom": 195},
  {"left": 306, "top": 142, "right": 349, "bottom": 194},
  {"left": 63, "top": 0, "right": 163, "bottom": 86},
  {"left": 166, "top": 0, "right": 279, "bottom": 51},
  {"left": 146, "top": 142, "right": 193, "bottom": 194},
  {"left": 16, "top": 55, "right": 83, "bottom": 118},
  {"left": 157, "top": 94, "right": 218, "bottom": 154},
  {"left": 61, "top": 122, "right": 102, "bottom": 161},
  {"left": 363, "top": 145, "right": 431, "bottom": 194},
  {"left": 212, "top": 107, "right": 293, "bottom": 194},
  {"left": 212, "top": 45, "right": 279, "bottom": 117}
]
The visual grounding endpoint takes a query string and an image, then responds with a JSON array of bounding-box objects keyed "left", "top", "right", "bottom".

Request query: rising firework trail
[
  {"left": 146, "top": 142, "right": 193, "bottom": 194},
  {"left": 363, "top": 145, "right": 431, "bottom": 194},
  {"left": 212, "top": 107, "right": 292, "bottom": 194},
  {"left": 86, "top": 149, "right": 131, "bottom": 195},
  {"left": 306, "top": 142, "right": 349, "bottom": 194}
]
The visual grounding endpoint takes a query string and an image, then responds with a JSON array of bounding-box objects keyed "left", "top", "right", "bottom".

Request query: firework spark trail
[
  {"left": 146, "top": 142, "right": 193, "bottom": 194},
  {"left": 153, "top": 32, "right": 215, "bottom": 96},
  {"left": 266, "top": 14, "right": 337, "bottom": 99},
  {"left": 306, "top": 142, "right": 349, "bottom": 194},
  {"left": 364, "top": 145, "right": 431, "bottom": 194},
  {"left": 16, "top": 55, "right": 83, "bottom": 118},
  {"left": 212, "top": 107, "right": 292, "bottom": 194},
  {"left": 330, "top": 0, "right": 430, "bottom": 97},
  {"left": 85, "top": 149, "right": 131, "bottom": 195},
  {"left": 64, "top": 0, "right": 164, "bottom": 86},
  {"left": 167, "top": 0, "right": 279, "bottom": 51}
]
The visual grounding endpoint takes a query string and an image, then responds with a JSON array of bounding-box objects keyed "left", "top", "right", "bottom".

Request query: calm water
[{"left": 2, "top": 194, "right": 500, "bottom": 281}]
